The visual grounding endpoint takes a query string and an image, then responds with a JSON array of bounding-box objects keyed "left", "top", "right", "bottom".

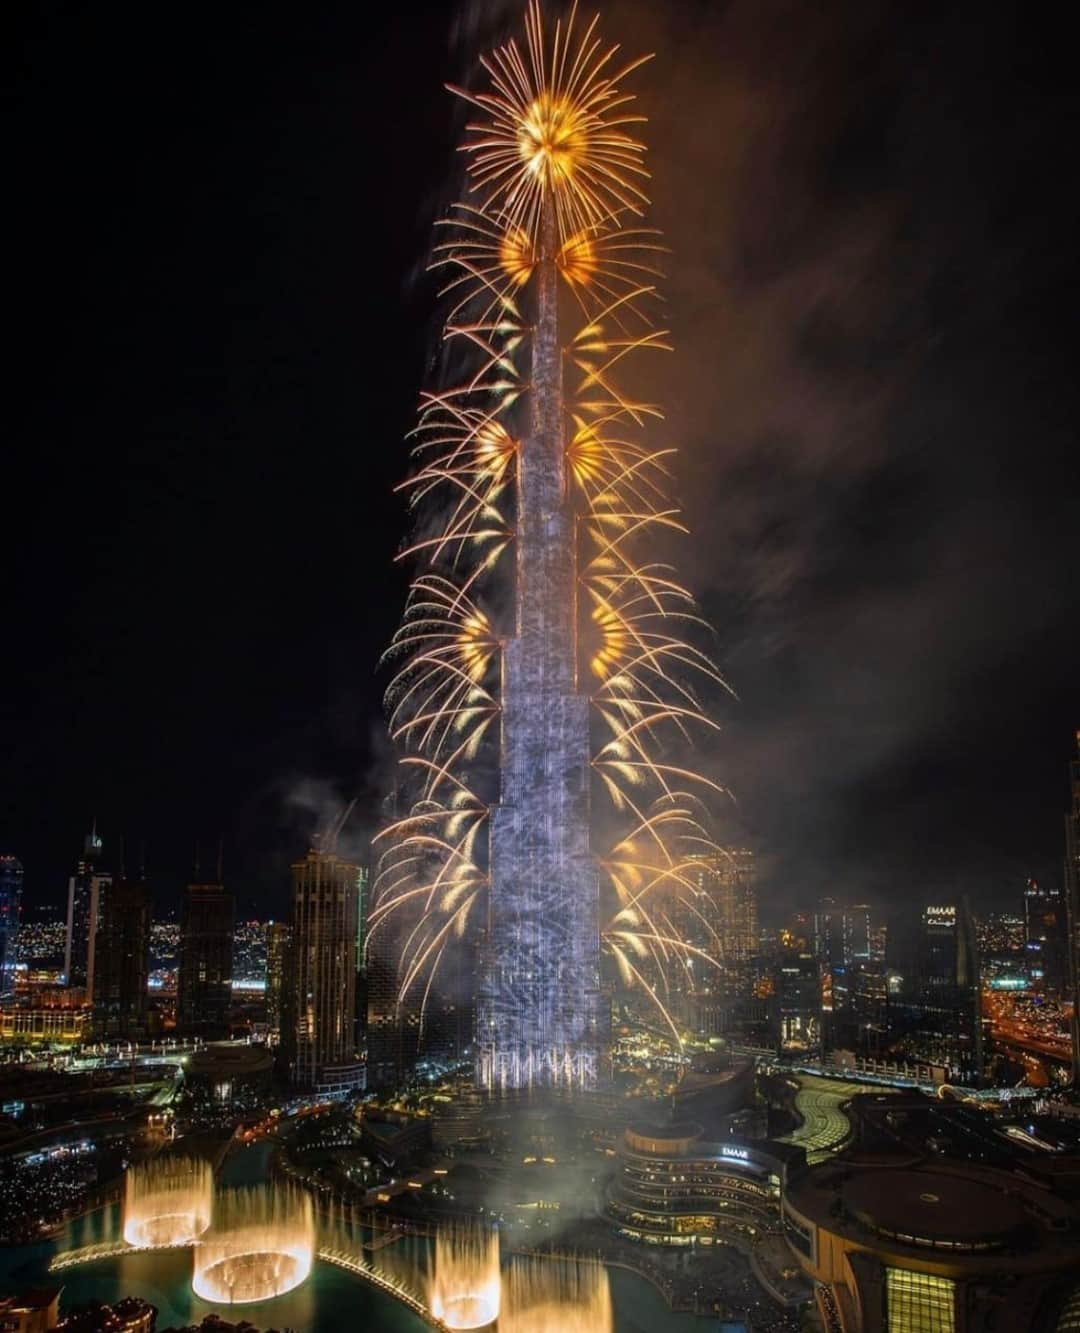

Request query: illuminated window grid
[{"left": 885, "top": 1268, "right": 956, "bottom": 1333}]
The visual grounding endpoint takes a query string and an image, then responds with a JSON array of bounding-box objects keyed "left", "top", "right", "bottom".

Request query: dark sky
[{"left": 5, "top": 1, "right": 1077, "bottom": 921}]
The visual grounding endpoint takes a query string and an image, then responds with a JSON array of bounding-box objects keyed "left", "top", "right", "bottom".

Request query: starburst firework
[{"left": 372, "top": 1, "right": 729, "bottom": 1078}]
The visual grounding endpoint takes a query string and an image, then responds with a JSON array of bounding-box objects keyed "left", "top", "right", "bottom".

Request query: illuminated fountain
[
  {"left": 192, "top": 1185, "right": 314, "bottom": 1304},
  {"left": 500, "top": 1257, "right": 614, "bottom": 1333},
  {"left": 428, "top": 1221, "right": 501, "bottom": 1330},
  {"left": 123, "top": 1156, "right": 213, "bottom": 1249}
]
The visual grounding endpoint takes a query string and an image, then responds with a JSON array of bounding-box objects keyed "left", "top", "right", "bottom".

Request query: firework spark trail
[{"left": 373, "top": 1, "right": 729, "bottom": 1078}]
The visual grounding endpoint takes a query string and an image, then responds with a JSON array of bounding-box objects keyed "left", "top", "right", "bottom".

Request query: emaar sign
[{"left": 721, "top": 1145, "right": 749, "bottom": 1162}]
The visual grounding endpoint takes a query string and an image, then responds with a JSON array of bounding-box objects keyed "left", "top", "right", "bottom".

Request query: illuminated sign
[
  {"left": 924, "top": 905, "right": 956, "bottom": 924},
  {"left": 989, "top": 977, "right": 1028, "bottom": 990},
  {"left": 721, "top": 1145, "right": 749, "bottom": 1162}
]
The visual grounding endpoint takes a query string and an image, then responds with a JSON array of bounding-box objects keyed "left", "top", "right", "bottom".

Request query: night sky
[{"left": 6, "top": 1, "right": 1077, "bottom": 921}]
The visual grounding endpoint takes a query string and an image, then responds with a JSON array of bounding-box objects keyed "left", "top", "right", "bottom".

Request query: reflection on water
[{"left": 0, "top": 1138, "right": 724, "bottom": 1332}]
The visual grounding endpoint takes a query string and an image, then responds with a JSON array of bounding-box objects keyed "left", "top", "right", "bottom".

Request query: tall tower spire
[
  {"left": 479, "top": 191, "right": 602, "bottom": 1090},
  {"left": 373, "top": 3, "right": 722, "bottom": 1097}
]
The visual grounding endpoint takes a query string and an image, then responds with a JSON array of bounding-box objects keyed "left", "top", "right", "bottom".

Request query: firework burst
[{"left": 372, "top": 1, "right": 729, "bottom": 1079}]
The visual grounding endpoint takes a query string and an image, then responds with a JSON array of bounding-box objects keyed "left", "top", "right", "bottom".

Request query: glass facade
[{"left": 886, "top": 1267, "right": 955, "bottom": 1333}]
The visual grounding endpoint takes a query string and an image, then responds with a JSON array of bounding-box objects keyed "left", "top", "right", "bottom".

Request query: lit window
[{"left": 886, "top": 1268, "right": 955, "bottom": 1333}]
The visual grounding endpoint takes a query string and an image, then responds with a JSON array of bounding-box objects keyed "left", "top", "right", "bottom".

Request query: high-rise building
[
  {"left": 909, "top": 900, "right": 983, "bottom": 1083},
  {"left": 65, "top": 822, "right": 103, "bottom": 988},
  {"left": 177, "top": 882, "right": 234, "bottom": 1035},
  {"left": 288, "top": 840, "right": 364, "bottom": 1095},
  {"left": 265, "top": 920, "right": 292, "bottom": 1046},
  {"left": 772, "top": 951, "right": 821, "bottom": 1053},
  {"left": 0, "top": 856, "right": 23, "bottom": 998},
  {"left": 812, "top": 898, "right": 876, "bottom": 1045},
  {"left": 1022, "top": 877, "right": 1065, "bottom": 991},
  {"left": 477, "top": 191, "right": 603, "bottom": 1093},
  {"left": 715, "top": 849, "right": 758, "bottom": 965},
  {"left": 1065, "top": 731, "right": 1080, "bottom": 1082},
  {"left": 90, "top": 874, "right": 151, "bottom": 1040}
]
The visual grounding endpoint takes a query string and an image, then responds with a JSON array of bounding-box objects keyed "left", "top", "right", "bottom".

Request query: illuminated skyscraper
[
  {"left": 376, "top": 5, "right": 723, "bottom": 1095},
  {"left": 0, "top": 856, "right": 23, "bottom": 998},
  {"left": 288, "top": 841, "right": 365, "bottom": 1095},
  {"left": 265, "top": 920, "right": 292, "bottom": 1046},
  {"left": 915, "top": 900, "right": 983, "bottom": 1083},
  {"left": 65, "top": 822, "right": 103, "bottom": 988},
  {"left": 715, "top": 849, "right": 758, "bottom": 965},
  {"left": 178, "top": 881, "right": 234, "bottom": 1035},
  {"left": 1023, "top": 876, "right": 1065, "bottom": 991}
]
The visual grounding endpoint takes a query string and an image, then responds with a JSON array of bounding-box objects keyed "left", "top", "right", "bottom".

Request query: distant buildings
[
  {"left": 0, "top": 855, "right": 23, "bottom": 998},
  {"left": 177, "top": 880, "right": 234, "bottom": 1036},
  {"left": 1066, "top": 730, "right": 1080, "bottom": 1081},
  {"left": 65, "top": 823, "right": 105, "bottom": 989},
  {"left": 286, "top": 839, "right": 365, "bottom": 1095},
  {"left": 90, "top": 874, "right": 152, "bottom": 1040}
]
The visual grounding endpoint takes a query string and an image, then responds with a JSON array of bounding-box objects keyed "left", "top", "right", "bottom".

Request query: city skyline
[{"left": 1, "top": 5, "right": 1078, "bottom": 1331}]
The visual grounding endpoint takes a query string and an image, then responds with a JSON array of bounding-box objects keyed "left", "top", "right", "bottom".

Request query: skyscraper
[
  {"left": 1065, "top": 731, "right": 1080, "bottom": 1082},
  {"left": 0, "top": 856, "right": 23, "bottom": 998},
  {"left": 1023, "top": 876, "right": 1065, "bottom": 991},
  {"left": 265, "top": 920, "right": 292, "bottom": 1046},
  {"left": 715, "top": 849, "right": 758, "bottom": 965},
  {"left": 65, "top": 822, "right": 103, "bottom": 988},
  {"left": 476, "top": 187, "right": 602, "bottom": 1093},
  {"left": 915, "top": 900, "right": 983, "bottom": 1083},
  {"left": 288, "top": 840, "right": 364, "bottom": 1095},
  {"left": 91, "top": 874, "right": 151, "bottom": 1040},
  {"left": 376, "top": 6, "right": 721, "bottom": 1096},
  {"left": 177, "top": 881, "right": 234, "bottom": 1035}
]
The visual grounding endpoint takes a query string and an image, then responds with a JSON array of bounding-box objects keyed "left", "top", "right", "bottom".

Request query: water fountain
[
  {"left": 123, "top": 1156, "right": 213, "bottom": 1249},
  {"left": 500, "top": 1257, "right": 614, "bottom": 1333},
  {"left": 428, "top": 1221, "right": 501, "bottom": 1330},
  {"left": 191, "top": 1185, "right": 315, "bottom": 1304}
]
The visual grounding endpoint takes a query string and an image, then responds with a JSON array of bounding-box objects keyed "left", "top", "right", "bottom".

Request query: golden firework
[{"left": 374, "top": 2, "right": 730, "bottom": 1050}]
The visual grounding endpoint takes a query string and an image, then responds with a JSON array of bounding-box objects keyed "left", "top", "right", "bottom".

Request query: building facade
[
  {"left": 90, "top": 875, "right": 151, "bottom": 1040},
  {"left": 64, "top": 823, "right": 103, "bottom": 988},
  {"left": 607, "top": 1121, "right": 802, "bottom": 1247},
  {"left": 477, "top": 197, "right": 604, "bottom": 1092},
  {"left": 773, "top": 951, "right": 821, "bottom": 1054},
  {"left": 0, "top": 855, "right": 23, "bottom": 999},
  {"left": 177, "top": 881, "right": 234, "bottom": 1035},
  {"left": 289, "top": 843, "right": 364, "bottom": 1095},
  {"left": 265, "top": 920, "right": 292, "bottom": 1046},
  {"left": 783, "top": 1149, "right": 1080, "bottom": 1333}
]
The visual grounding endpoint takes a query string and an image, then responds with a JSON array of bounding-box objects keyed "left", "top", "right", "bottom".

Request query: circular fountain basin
[
  {"left": 124, "top": 1211, "right": 209, "bottom": 1249},
  {"left": 437, "top": 1291, "right": 500, "bottom": 1330},
  {"left": 192, "top": 1246, "right": 313, "bottom": 1304}
]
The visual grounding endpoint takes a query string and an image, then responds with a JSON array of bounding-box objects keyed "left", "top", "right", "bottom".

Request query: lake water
[{"left": 0, "top": 1140, "right": 728, "bottom": 1331}]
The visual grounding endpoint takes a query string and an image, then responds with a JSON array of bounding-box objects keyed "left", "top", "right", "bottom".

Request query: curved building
[
  {"left": 783, "top": 1155, "right": 1080, "bottom": 1332},
  {"left": 607, "top": 1120, "right": 804, "bottom": 1246}
]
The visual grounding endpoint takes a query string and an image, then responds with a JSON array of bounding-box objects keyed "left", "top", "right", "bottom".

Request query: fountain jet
[
  {"left": 500, "top": 1257, "right": 614, "bottom": 1333},
  {"left": 192, "top": 1185, "right": 314, "bottom": 1304},
  {"left": 428, "top": 1221, "right": 501, "bottom": 1330},
  {"left": 123, "top": 1156, "right": 213, "bottom": 1249}
]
